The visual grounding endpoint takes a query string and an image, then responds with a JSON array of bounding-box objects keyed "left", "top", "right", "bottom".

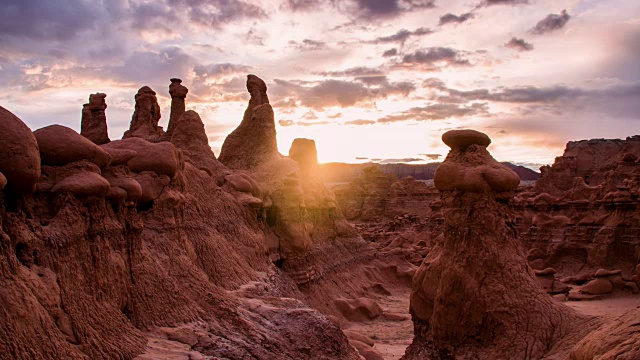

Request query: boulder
[
  {"left": 34, "top": 125, "right": 111, "bottom": 168},
  {"left": 580, "top": 278, "right": 614, "bottom": 295},
  {"left": 0, "top": 106, "right": 41, "bottom": 193},
  {"left": 442, "top": 129, "right": 491, "bottom": 150},
  {"left": 333, "top": 298, "right": 383, "bottom": 322}
]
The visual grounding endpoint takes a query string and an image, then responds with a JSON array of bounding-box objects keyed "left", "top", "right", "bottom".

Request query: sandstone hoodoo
[
  {"left": 123, "top": 86, "right": 164, "bottom": 141},
  {"left": 218, "top": 74, "right": 278, "bottom": 169},
  {"left": 405, "top": 129, "right": 598, "bottom": 359},
  {"left": 81, "top": 92, "right": 110, "bottom": 145},
  {"left": 166, "top": 78, "right": 188, "bottom": 138}
]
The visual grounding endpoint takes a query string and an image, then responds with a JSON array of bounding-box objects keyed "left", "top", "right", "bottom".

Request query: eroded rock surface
[
  {"left": 123, "top": 86, "right": 165, "bottom": 141},
  {"left": 0, "top": 106, "right": 41, "bottom": 193}
]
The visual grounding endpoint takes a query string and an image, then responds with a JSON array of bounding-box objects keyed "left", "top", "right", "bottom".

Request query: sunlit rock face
[
  {"left": 81, "top": 92, "right": 110, "bottom": 145},
  {"left": 405, "top": 129, "right": 598, "bottom": 360},
  {"left": 123, "top": 86, "right": 165, "bottom": 142},
  {"left": 218, "top": 75, "right": 363, "bottom": 284}
]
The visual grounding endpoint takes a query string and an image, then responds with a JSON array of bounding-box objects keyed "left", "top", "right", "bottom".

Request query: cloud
[
  {"left": 505, "top": 37, "right": 534, "bottom": 52},
  {"left": 477, "top": 0, "right": 529, "bottom": 7},
  {"left": 439, "top": 13, "right": 475, "bottom": 26},
  {"left": 421, "top": 153, "right": 442, "bottom": 160},
  {"left": 345, "top": 119, "right": 376, "bottom": 125},
  {"left": 398, "top": 47, "right": 472, "bottom": 70},
  {"left": 353, "top": 0, "right": 436, "bottom": 19},
  {"left": 376, "top": 102, "right": 489, "bottom": 122},
  {"left": 377, "top": 157, "right": 424, "bottom": 163},
  {"left": 383, "top": 48, "right": 398, "bottom": 57},
  {"left": 273, "top": 77, "right": 415, "bottom": 110},
  {"left": 316, "top": 66, "right": 384, "bottom": 77},
  {"left": 369, "top": 27, "right": 433, "bottom": 45},
  {"left": 288, "top": 39, "right": 327, "bottom": 51},
  {"left": 530, "top": 10, "right": 570, "bottom": 35}
]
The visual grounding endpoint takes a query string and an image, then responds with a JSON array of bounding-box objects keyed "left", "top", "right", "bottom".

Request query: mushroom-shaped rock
[
  {"left": 34, "top": 125, "right": 111, "bottom": 168},
  {"left": 434, "top": 130, "right": 519, "bottom": 194},
  {"left": 442, "top": 129, "right": 491, "bottom": 150},
  {"left": 81, "top": 92, "right": 110, "bottom": 145},
  {"left": 166, "top": 78, "right": 189, "bottom": 137},
  {"left": 218, "top": 74, "right": 279, "bottom": 169},
  {"left": 102, "top": 138, "right": 179, "bottom": 177},
  {"left": 0, "top": 106, "right": 41, "bottom": 193},
  {"left": 51, "top": 172, "right": 110, "bottom": 197},
  {"left": 170, "top": 110, "right": 222, "bottom": 173},
  {"left": 405, "top": 129, "right": 597, "bottom": 360}
]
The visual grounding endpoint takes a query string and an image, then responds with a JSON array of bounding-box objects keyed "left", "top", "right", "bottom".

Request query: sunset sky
[{"left": 2, "top": 0, "right": 639, "bottom": 169}]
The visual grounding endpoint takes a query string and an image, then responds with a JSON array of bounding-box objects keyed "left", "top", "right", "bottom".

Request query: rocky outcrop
[
  {"left": 218, "top": 75, "right": 279, "bottom": 169},
  {"left": 123, "top": 86, "right": 165, "bottom": 141},
  {"left": 34, "top": 125, "right": 112, "bottom": 169},
  {"left": 0, "top": 106, "right": 41, "bottom": 194},
  {"left": 514, "top": 135, "right": 640, "bottom": 277},
  {"left": 81, "top": 92, "right": 110, "bottom": 145},
  {"left": 404, "top": 130, "right": 598, "bottom": 359},
  {"left": 166, "top": 78, "right": 188, "bottom": 138}
]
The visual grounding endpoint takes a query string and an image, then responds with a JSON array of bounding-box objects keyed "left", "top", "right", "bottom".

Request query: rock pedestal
[
  {"left": 81, "top": 93, "right": 110, "bottom": 145},
  {"left": 166, "top": 78, "right": 188, "bottom": 138},
  {"left": 404, "top": 129, "right": 597, "bottom": 359}
]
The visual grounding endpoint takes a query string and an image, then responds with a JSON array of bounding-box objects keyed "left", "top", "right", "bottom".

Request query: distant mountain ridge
[{"left": 319, "top": 161, "right": 540, "bottom": 183}]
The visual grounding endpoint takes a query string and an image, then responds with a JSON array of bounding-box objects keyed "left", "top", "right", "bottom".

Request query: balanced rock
[
  {"left": 442, "top": 129, "right": 491, "bottom": 150},
  {"left": 123, "top": 86, "right": 164, "bottom": 141},
  {"left": 166, "top": 78, "right": 188, "bottom": 137},
  {"left": 434, "top": 130, "right": 519, "bottom": 194},
  {"left": 34, "top": 125, "right": 111, "bottom": 169},
  {"left": 218, "top": 75, "right": 279, "bottom": 169},
  {"left": 81, "top": 92, "right": 110, "bottom": 145},
  {"left": 405, "top": 129, "right": 595, "bottom": 359},
  {"left": 0, "top": 106, "right": 41, "bottom": 193}
]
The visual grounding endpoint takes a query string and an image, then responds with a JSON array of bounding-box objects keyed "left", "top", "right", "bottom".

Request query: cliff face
[{"left": 515, "top": 136, "right": 640, "bottom": 276}]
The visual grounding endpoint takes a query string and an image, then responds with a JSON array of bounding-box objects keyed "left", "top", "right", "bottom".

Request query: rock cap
[{"left": 442, "top": 129, "right": 491, "bottom": 150}]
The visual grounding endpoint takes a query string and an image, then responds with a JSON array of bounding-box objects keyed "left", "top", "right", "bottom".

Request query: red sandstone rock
[
  {"left": 170, "top": 110, "right": 223, "bottom": 174},
  {"left": 123, "top": 86, "right": 165, "bottom": 141},
  {"left": 334, "top": 297, "right": 383, "bottom": 322},
  {"left": 103, "top": 138, "right": 179, "bottom": 177},
  {"left": 0, "top": 106, "right": 41, "bottom": 193},
  {"left": 34, "top": 125, "right": 111, "bottom": 168},
  {"left": 81, "top": 92, "right": 110, "bottom": 145},
  {"left": 166, "top": 78, "right": 188, "bottom": 138},
  {"left": 50, "top": 171, "right": 110, "bottom": 197},
  {"left": 442, "top": 129, "right": 491, "bottom": 150},
  {"left": 218, "top": 75, "right": 279, "bottom": 169}
]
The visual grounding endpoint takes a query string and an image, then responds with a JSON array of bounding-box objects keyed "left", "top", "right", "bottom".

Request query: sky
[{"left": 1, "top": 0, "right": 639, "bottom": 170}]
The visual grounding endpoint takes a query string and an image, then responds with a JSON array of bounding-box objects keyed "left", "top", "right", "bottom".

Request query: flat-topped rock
[
  {"left": 0, "top": 106, "right": 41, "bottom": 193},
  {"left": 34, "top": 125, "right": 112, "bottom": 168},
  {"left": 442, "top": 129, "right": 491, "bottom": 150}
]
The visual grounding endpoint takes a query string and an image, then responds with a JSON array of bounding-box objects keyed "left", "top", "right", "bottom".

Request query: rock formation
[
  {"left": 404, "top": 129, "right": 598, "bottom": 359},
  {"left": 0, "top": 106, "right": 41, "bottom": 194},
  {"left": 166, "top": 78, "right": 188, "bottom": 138},
  {"left": 123, "top": 86, "right": 165, "bottom": 141},
  {"left": 218, "top": 75, "right": 279, "bottom": 169},
  {"left": 170, "top": 110, "right": 223, "bottom": 175},
  {"left": 289, "top": 138, "right": 319, "bottom": 173},
  {"left": 81, "top": 92, "right": 110, "bottom": 145}
]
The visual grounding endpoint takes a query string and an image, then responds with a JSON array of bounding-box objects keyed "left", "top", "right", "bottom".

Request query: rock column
[
  {"left": 404, "top": 130, "right": 598, "bottom": 359},
  {"left": 81, "top": 93, "right": 110, "bottom": 145},
  {"left": 123, "top": 86, "right": 164, "bottom": 141},
  {"left": 166, "top": 78, "right": 188, "bottom": 138}
]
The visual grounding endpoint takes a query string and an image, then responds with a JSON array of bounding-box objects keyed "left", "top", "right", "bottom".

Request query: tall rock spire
[
  {"left": 81, "top": 92, "right": 110, "bottom": 145},
  {"left": 166, "top": 78, "right": 188, "bottom": 138}
]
